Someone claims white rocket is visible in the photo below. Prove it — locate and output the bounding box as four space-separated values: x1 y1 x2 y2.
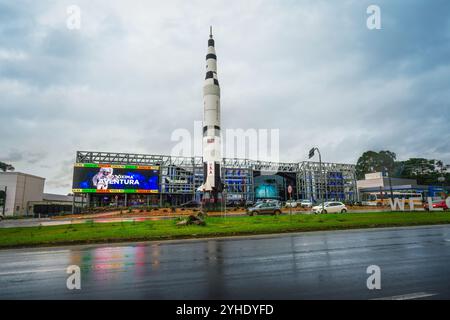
200 27 223 195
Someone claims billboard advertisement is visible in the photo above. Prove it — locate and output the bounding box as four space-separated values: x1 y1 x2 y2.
72 163 159 193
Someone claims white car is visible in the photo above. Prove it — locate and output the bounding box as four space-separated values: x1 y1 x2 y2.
300 200 313 208
285 200 298 208
312 201 348 214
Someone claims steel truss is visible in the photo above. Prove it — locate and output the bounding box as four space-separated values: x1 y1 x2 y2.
75 151 357 203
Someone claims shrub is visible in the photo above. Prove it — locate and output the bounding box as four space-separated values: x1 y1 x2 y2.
197 211 208 219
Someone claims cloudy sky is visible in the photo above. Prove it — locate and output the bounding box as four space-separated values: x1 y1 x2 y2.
1 0 449 194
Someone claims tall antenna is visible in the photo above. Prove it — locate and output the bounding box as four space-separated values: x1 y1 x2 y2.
210 26 213 38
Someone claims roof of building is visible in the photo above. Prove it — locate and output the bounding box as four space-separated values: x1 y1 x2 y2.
43 193 73 202
359 184 448 192
0 171 45 180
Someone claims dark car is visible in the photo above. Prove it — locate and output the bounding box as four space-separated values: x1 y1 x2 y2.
424 200 449 211
247 202 282 216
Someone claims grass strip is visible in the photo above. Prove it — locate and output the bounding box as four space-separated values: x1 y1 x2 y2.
1 211 450 249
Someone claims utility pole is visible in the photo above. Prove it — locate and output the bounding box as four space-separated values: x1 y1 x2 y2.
223 183 227 219
384 167 394 205
309 147 324 213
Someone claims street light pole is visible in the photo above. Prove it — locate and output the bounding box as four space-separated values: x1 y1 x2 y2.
384 167 394 206
224 183 227 219
309 147 324 213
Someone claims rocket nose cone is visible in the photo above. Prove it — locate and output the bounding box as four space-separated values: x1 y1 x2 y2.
208 26 215 46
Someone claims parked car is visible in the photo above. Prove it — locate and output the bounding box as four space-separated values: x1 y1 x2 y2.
245 200 255 207
256 199 281 206
247 202 282 216
312 202 348 214
285 200 298 208
423 200 449 211
300 199 313 208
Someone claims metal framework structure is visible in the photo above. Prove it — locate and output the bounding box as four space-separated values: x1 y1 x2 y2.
297 161 358 202
75 151 358 204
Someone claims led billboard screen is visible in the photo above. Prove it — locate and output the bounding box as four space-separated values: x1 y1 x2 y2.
72 163 159 193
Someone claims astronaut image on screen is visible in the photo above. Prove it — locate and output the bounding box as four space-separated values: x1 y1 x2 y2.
92 167 118 190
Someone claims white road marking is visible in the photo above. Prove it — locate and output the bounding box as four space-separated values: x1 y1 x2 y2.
0 268 64 276
372 292 437 300
405 245 424 249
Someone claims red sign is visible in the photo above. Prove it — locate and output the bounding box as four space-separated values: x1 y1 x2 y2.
209 163 213 175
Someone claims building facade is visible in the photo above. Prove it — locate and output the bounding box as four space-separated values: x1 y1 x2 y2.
73 151 359 207
357 172 448 205
0 172 45 216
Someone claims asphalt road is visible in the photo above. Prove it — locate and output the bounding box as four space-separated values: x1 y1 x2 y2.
1 225 449 299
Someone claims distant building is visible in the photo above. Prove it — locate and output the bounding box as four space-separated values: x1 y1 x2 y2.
0 172 45 216
357 172 418 190
357 172 447 206
29 193 83 217
0 172 84 217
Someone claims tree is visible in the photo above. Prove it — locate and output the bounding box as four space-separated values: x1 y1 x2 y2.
378 150 397 173
397 158 449 185
0 161 14 172
355 150 397 179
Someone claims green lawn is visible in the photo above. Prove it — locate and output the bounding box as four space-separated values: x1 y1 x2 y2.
1 212 450 248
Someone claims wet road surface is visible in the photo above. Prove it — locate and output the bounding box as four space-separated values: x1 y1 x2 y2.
1 225 449 299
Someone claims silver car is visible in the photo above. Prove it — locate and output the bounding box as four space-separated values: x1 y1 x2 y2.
247 202 282 216
285 200 298 208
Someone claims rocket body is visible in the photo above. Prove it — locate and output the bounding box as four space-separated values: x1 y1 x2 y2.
200 29 223 194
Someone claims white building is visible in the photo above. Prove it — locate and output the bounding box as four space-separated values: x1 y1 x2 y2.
0 172 45 216
356 172 417 190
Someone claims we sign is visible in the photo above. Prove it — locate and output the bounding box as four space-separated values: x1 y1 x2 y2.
389 196 450 211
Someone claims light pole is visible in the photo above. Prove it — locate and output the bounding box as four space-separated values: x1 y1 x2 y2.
309 147 324 213
438 176 445 198
438 176 445 187
223 182 228 219
383 167 394 206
